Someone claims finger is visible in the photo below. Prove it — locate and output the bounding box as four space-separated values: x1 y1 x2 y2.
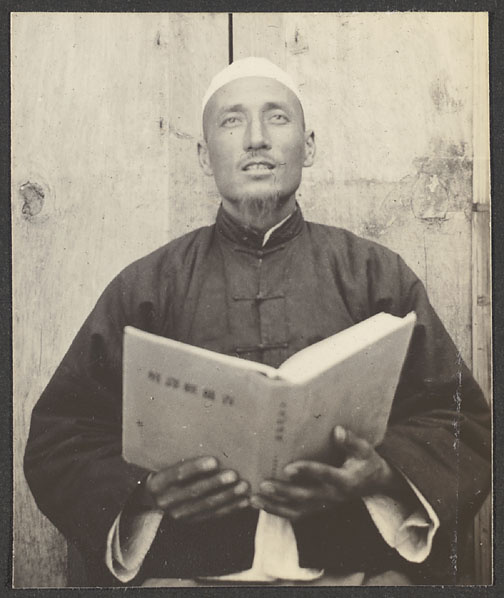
156 469 239 509
250 495 307 521
253 490 331 513
169 480 249 520
188 497 250 522
258 480 321 503
333 426 373 459
147 456 219 495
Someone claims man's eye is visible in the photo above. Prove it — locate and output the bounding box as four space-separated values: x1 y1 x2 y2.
269 113 289 123
221 116 242 126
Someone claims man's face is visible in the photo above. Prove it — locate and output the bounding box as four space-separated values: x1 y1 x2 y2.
199 77 315 226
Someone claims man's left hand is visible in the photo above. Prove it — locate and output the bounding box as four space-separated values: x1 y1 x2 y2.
251 425 402 521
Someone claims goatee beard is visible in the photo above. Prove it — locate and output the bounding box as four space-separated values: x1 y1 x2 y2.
229 190 289 229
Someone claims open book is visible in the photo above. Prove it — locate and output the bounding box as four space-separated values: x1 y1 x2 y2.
123 311 416 491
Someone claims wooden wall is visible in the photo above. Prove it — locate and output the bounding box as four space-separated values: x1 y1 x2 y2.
12 12 491 587
11 13 228 587
233 13 491 582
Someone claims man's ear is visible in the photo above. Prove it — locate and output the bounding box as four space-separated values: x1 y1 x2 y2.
198 140 214 176
303 130 316 168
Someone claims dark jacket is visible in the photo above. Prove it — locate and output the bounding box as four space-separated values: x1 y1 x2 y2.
24 206 491 585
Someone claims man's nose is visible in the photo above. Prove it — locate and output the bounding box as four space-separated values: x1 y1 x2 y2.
243 116 272 151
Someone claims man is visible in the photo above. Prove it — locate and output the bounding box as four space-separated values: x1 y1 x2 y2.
24 58 490 586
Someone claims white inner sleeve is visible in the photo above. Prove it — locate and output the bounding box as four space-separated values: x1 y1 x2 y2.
106 510 163 583
362 474 440 563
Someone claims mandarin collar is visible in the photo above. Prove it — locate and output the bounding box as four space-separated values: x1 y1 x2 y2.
216 203 304 250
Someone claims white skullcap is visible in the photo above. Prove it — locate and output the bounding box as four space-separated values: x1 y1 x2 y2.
201 57 303 117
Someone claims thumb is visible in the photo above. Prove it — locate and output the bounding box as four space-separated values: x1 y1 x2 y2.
333 426 372 459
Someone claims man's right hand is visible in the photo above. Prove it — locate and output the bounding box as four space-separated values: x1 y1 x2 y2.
136 456 250 523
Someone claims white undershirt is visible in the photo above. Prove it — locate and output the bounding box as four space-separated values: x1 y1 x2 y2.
261 211 293 246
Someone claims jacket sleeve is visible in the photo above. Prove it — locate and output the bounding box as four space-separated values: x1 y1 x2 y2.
375 254 491 536
23 269 153 565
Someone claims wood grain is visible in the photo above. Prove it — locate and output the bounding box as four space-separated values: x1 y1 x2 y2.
11 12 227 587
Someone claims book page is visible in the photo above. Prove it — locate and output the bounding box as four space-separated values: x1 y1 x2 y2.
279 312 416 385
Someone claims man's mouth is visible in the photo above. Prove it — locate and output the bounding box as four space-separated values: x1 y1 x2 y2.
242 160 276 171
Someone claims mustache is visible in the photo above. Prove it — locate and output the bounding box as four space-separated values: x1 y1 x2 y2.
238 152 286 169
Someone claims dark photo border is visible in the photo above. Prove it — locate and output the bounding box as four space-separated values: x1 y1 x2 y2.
2 1 502 596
